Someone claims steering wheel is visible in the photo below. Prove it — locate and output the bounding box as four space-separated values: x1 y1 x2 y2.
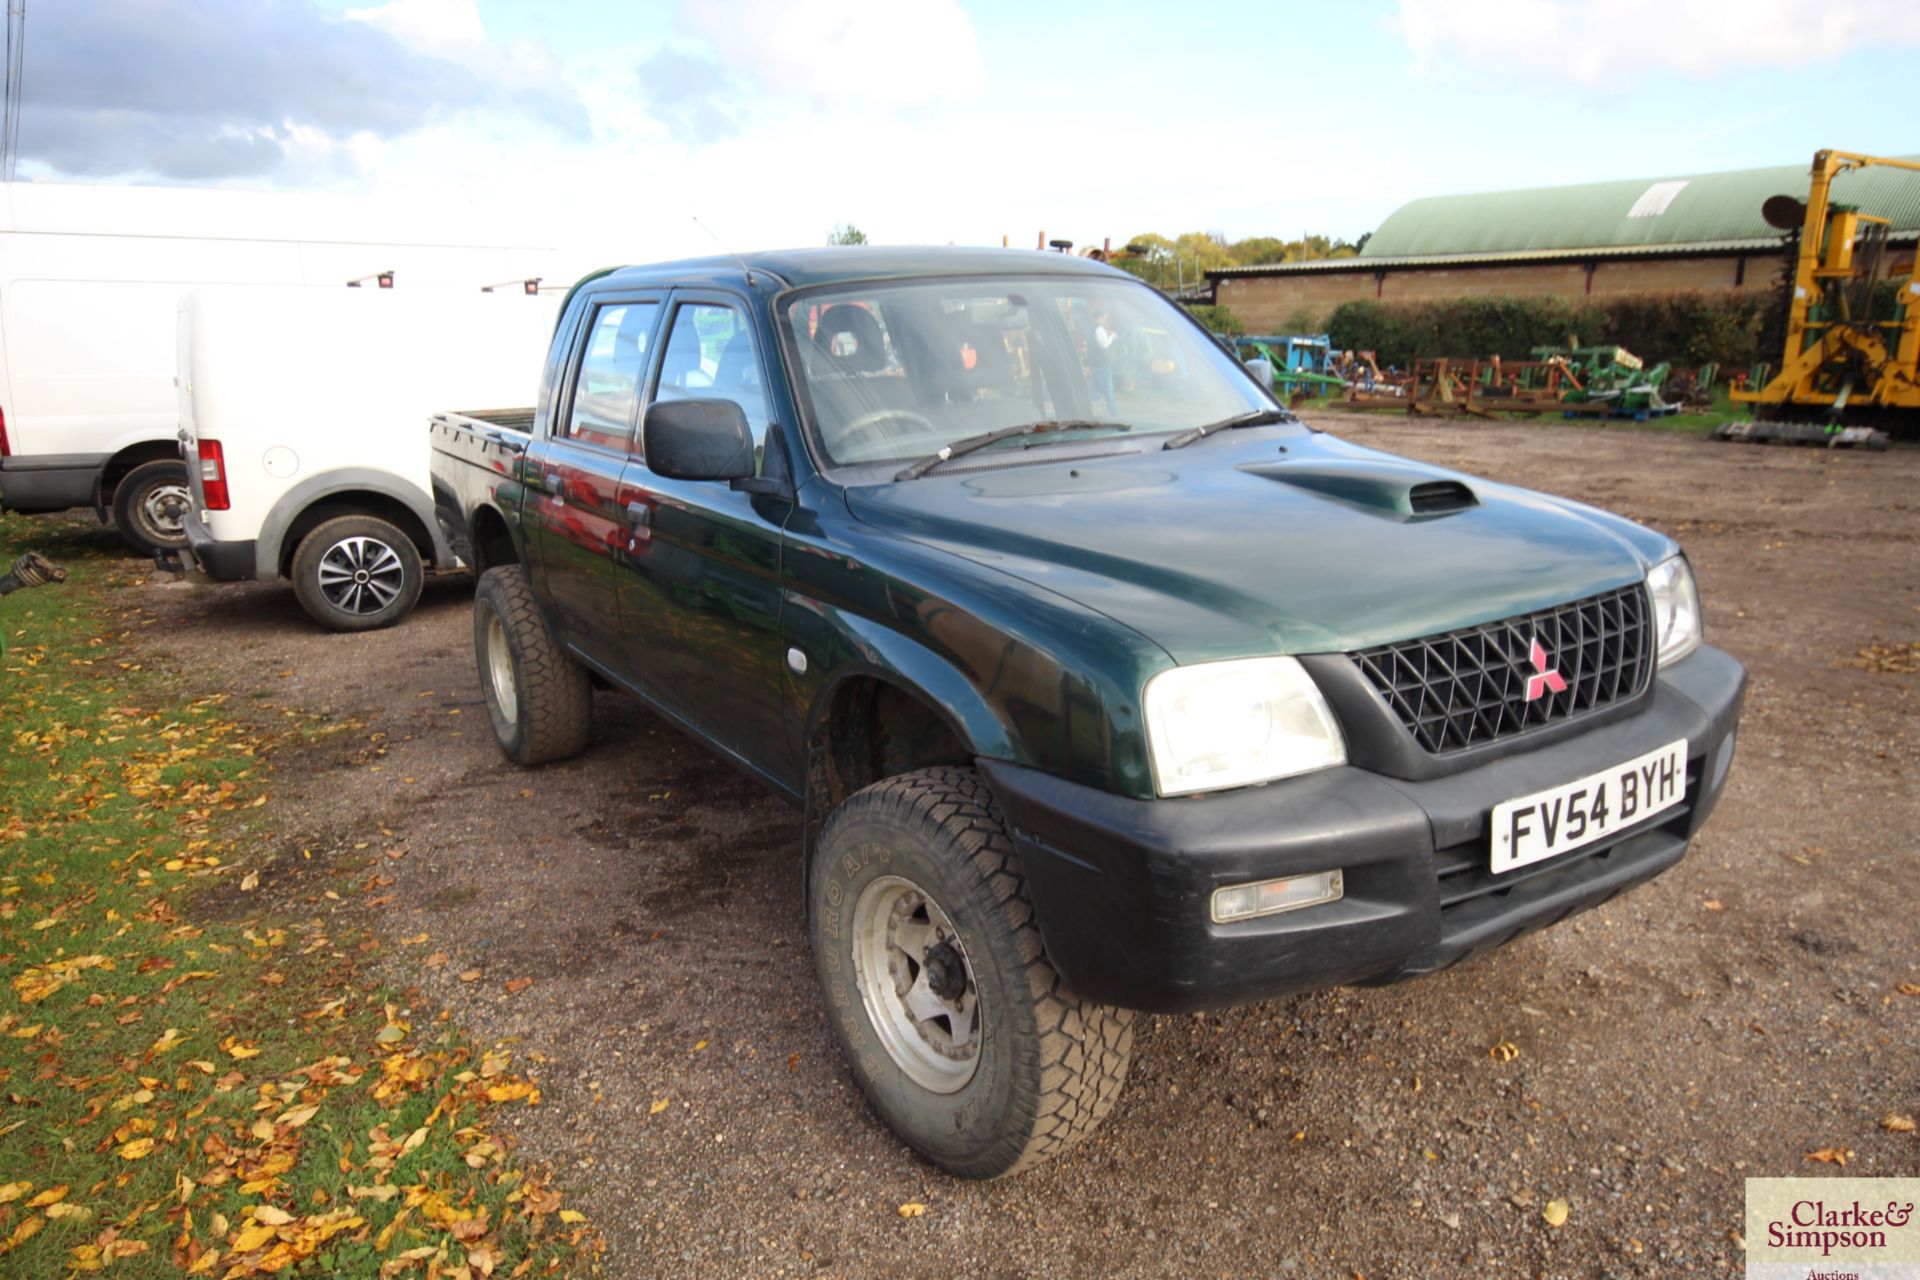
833 408 939 453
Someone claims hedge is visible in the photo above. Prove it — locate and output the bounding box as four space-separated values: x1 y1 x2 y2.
1322 290 1785 371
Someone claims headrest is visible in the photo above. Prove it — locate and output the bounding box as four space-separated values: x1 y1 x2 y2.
816 304 888 375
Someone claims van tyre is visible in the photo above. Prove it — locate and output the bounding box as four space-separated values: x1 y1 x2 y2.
473 564 592 766
112 459 192 555
290 515 424 632
809 766 1133 1178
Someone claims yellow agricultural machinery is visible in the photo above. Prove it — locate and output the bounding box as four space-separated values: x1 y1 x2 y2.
1719 149 1920 448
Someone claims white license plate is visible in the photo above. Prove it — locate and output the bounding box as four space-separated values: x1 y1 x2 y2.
1490 739 1687 874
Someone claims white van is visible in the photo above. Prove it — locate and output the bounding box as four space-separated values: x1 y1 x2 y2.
177 286 558 630
0 182 555 553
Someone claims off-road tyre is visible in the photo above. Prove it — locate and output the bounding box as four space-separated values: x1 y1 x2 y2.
809 766 1133 1178
473 564 592 766
111 459 191 555
289 514 424 632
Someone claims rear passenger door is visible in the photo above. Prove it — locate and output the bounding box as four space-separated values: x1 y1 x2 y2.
615 294 795 787
523 293 661 668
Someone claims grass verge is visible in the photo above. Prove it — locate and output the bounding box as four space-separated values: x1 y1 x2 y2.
0 514 596 1278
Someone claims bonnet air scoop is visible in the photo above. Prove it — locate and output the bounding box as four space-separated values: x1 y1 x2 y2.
1239 459 1480 518
1407 479 1478 514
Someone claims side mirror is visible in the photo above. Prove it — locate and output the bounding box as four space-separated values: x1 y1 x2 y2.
643 399 754 482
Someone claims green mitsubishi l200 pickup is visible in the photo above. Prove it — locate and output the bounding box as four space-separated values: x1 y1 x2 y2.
428 247 1745 1178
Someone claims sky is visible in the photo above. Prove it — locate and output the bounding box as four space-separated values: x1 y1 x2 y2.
12 0 1920 267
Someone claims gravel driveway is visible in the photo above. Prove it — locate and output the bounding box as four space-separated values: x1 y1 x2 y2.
131 414 1919 1278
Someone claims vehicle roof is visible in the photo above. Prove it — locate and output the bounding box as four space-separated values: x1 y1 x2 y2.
594 245 1127 292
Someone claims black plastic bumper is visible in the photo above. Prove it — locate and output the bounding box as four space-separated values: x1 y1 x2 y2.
182 520 258 582
0 454 104 514
978 643 1747 1013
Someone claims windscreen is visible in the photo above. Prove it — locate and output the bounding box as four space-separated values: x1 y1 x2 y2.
783 274 1274 467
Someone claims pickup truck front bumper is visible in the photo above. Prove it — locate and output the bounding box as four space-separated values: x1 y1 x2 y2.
978 643 1746 1014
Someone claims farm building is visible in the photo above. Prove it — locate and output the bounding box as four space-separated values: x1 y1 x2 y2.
1210 155 1920 331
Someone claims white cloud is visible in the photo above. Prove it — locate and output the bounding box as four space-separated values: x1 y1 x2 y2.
346 0 583 129
676 0 985 106
1393 0 1920 84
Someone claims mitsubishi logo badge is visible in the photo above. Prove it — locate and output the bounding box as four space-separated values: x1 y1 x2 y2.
1524 637 1568 702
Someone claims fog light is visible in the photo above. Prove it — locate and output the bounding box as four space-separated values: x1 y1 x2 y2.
1210 870 1344 924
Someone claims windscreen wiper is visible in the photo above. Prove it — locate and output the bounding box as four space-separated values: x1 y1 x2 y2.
894 421 1130 481
1161 407 1297 451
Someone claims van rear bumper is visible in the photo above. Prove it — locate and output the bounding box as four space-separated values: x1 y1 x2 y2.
183 520 258 581
0 454 105 513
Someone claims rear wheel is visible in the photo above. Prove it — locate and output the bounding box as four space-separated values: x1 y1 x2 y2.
111 460 191 555
289 514 423 631
809 767 1133 1178
473 564 592 765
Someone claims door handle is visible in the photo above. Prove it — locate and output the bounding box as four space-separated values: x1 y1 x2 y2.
625 501 651 528
543 472 563 495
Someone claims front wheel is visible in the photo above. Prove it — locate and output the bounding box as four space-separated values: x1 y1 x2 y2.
111 460 191 555
809 767 1134 1178
289 514 424 632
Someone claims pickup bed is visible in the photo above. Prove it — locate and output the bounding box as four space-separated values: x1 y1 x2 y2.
430 246 1746 1179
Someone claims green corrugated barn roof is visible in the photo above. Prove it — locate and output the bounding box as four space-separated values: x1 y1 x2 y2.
1209 154 1920 279
1360 155 1920 259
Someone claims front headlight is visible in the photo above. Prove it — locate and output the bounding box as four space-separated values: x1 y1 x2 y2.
1143 656 1345 796
1646 554 1702 667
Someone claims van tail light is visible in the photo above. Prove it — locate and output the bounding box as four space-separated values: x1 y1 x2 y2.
197 439 230 510
0 405 10 457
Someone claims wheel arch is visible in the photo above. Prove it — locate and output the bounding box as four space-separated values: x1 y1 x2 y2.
464 501 521 577
98 440 188 512
258 469 453 580
801 653 1016 859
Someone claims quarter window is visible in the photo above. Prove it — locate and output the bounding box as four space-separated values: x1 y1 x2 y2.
566 302 658 450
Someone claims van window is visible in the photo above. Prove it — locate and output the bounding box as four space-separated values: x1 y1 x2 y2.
566 302 657 450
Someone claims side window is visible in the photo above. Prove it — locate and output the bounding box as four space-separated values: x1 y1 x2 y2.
653 302 772 468
565 301 657 450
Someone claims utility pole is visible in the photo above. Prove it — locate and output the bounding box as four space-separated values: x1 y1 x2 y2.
2 1 25 184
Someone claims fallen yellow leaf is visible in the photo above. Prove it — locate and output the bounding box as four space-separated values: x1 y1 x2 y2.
649 1098 669 1116
26 1184 67 1208
898 1202 927 1219
116 1137 156 1160
1806 1147 1853 1167
231 1221 277 1251
44 1202 88 1221
1542 1200 1569 1227
558 1209 586 1224
0 1214 42 1255
1880 1114 1916 1134
252 1205 293 1226
0 1181 29 1203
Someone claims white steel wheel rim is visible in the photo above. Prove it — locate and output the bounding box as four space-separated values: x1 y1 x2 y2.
140 482 191 538
485 613 518 726
315 536 405 615
850 873 981 1094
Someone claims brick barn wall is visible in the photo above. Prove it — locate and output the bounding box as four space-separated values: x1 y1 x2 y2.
1215 253 1775 331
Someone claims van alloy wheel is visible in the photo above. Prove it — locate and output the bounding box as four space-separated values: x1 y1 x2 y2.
288 514 423 632
315 535 405 615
